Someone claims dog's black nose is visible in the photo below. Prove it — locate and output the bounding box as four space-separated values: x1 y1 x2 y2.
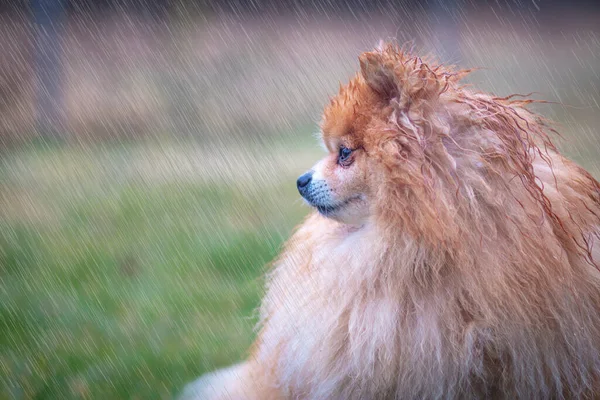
297 171 313 191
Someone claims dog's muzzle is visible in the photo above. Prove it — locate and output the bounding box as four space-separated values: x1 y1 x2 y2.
296 170 314 197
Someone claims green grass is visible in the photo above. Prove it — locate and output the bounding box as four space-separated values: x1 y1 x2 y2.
0 138 317 399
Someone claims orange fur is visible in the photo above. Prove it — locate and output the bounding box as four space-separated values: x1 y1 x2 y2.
183 43 600 399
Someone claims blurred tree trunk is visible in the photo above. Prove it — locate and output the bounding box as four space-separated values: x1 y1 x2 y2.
32 0 66 140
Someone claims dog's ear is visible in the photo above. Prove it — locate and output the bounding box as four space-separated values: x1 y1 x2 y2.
359 50 397 99
360 43 446 105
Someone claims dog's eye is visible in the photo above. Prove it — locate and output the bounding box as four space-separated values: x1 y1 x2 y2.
338 146 353 166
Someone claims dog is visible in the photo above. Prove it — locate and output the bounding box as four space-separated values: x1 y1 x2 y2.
182 43 600 399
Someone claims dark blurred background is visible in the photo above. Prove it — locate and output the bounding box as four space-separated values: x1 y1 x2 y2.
1 0 598 146
0 1 598 399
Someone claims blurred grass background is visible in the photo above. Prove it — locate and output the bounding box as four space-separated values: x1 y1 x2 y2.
0 138 315 399
0 0 599 398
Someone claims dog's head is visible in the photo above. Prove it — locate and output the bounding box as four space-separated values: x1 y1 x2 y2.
298 43 462 228
296 73 380 225
297 43 554 242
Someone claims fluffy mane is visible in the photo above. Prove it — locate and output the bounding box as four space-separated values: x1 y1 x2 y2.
356 44 599 256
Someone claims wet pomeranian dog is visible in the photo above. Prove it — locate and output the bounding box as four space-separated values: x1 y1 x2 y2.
183 43 600 399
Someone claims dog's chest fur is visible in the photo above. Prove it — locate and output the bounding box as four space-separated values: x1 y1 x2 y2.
257 222 465 399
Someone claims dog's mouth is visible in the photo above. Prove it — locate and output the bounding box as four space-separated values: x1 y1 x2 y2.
311 195 362 216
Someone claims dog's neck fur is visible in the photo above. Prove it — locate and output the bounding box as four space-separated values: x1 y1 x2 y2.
258 192 600 399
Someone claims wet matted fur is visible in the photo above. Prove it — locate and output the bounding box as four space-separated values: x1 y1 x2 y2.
182 43 600 399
